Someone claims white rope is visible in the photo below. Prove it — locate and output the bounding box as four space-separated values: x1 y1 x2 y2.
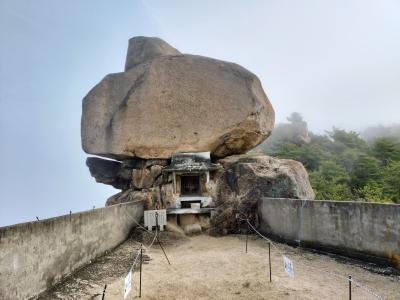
122 207 154 234
127 222 159 278
238 215 385 300
352 278 385 300
120 206 162 275
129 249 141 272
144 226 158 251
121 205 164 250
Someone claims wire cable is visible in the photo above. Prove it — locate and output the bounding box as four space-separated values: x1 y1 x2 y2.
237 214 385 300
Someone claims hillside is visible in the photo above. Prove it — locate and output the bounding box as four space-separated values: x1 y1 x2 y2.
255 113 400 203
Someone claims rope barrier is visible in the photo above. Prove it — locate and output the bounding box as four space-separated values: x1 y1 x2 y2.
129 249 141 272
120 205 162 253
351 278 385 300
237 214 385 300
121 206 154 234
121 208 385 299
96 207 162 299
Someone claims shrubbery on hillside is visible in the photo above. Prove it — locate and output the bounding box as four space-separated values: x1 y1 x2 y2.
256 113 400 203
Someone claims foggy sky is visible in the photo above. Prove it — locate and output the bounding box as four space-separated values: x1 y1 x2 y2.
1 0 399 226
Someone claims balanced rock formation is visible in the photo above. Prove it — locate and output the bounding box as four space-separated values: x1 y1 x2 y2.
82 36 315 235
81 36 274 160
209 155 315 235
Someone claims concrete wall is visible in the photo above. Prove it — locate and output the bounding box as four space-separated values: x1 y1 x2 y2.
258 198 400 268
0 201 144 300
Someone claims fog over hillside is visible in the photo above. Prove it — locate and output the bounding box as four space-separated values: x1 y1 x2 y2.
257 113 400 203
361 124 400 143
263 113 400 147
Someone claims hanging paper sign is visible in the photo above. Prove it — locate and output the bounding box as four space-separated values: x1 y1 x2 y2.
283 255 294 278
124 270 132 298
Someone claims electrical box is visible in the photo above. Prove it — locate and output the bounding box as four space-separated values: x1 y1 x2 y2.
144 209 167 231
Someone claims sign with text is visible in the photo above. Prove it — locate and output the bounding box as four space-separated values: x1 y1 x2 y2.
283 256 294 278
124 270 132 298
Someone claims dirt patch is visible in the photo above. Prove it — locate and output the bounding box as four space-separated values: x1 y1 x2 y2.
38 234 399 299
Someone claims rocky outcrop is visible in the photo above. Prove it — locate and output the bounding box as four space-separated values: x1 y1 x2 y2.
81 36 274 160
125 36 180 71
86 157 131 189
82 36 313 236
92 153 315 235
210 155 315 235
271 121 310 145
86 155 169 209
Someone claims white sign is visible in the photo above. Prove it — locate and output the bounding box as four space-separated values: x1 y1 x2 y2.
283 256 294 278
124 270 132 298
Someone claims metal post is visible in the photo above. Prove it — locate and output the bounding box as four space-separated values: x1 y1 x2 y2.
245 221 249 253
139 245 143 298
101 284 107 300
268 242 272 282
157 235 171 265
155 212 171 265
348 275 352 300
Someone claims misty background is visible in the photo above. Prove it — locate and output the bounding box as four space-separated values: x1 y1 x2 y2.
1 0 399 226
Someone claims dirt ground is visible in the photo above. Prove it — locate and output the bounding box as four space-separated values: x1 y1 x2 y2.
40 233 400 300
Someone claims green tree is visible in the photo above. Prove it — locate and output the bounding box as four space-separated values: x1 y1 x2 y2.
310 161 353 200
257 113 400 203
328 128 368 153
269 141 326 171
350 154 381 190
335 148 360 173
356 182 391 203
371 137 400 166
382 161 400 203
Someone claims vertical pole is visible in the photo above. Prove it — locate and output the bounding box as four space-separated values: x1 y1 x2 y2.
268 242 272 282
245 221 249 253
348 275 352 300
101 284 107 300
157 236 171 265
155 212 171 265
139 245 143 298
172 172 176 194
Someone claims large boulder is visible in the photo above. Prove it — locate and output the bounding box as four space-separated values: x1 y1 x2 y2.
210 155 315 235
86 157 131 189
81 36 274 160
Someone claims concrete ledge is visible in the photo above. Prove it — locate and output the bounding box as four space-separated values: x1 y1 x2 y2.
257 198 400 270
0 201 144 300
167 208 214 214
